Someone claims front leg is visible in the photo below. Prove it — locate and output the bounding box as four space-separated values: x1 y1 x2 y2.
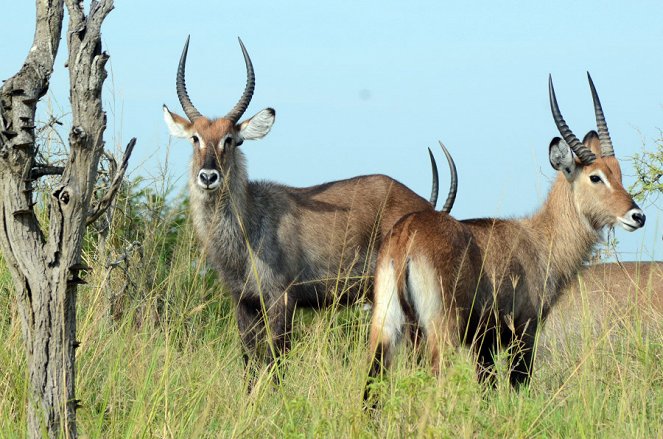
265 290 294 382
509 321 537 389
236 299 265 390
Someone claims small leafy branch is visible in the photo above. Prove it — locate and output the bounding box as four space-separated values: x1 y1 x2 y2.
630 130 663 207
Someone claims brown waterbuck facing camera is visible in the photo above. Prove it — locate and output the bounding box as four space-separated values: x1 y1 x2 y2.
365 74 645 398
163 37 458 380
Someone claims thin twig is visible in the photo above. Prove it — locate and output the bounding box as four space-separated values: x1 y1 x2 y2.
86 137 136 225
106 241 141 268
36 115 63 136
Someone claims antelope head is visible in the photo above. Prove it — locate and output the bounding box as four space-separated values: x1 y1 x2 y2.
163 36 275 192
548 73 645 232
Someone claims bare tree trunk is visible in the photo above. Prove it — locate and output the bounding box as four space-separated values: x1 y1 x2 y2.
0 1 131 437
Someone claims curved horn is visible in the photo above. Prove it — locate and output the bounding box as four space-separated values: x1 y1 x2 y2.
176 36 203 121
224 37 255 123
427 147 439 208
438 141 458 213
548 75 596 165
587 72 615 157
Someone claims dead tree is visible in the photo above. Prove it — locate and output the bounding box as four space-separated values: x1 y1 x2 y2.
0 0 134 437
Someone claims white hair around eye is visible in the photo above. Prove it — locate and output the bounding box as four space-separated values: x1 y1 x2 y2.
191 133 205 150
220 134 234 152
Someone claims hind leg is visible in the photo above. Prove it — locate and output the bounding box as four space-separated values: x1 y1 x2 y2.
365 259 405 404
367 259 405 377
421 311 460 375
406 257 459 375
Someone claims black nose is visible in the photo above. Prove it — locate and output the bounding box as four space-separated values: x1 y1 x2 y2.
199 170 219 186
632 211 646 227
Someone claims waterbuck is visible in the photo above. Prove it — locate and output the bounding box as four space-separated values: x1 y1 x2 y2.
558 261 662 315
365 74 646 394
539 261 662 357
162 37 458 374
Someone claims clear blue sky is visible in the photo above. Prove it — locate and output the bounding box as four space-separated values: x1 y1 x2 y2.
2 1 662 260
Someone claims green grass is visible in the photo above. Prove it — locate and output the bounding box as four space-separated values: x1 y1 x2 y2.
0 200 661 438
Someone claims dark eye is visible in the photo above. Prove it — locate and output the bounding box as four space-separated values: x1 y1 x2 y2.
590 175 602 184
224 137 233 148
191 135 199 144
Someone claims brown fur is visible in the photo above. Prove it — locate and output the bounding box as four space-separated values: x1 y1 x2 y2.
191 118 234 142
562 261 663 312
166 107 449 377
177 117 236 172
539 261 663 356
367 131 644 391
163 44 457 383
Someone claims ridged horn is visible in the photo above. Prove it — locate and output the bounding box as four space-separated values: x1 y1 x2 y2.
427 147 439 208
548 75 596 165
176 36 203 122
438 141 458 213
587 72 615 157
224 37 255 123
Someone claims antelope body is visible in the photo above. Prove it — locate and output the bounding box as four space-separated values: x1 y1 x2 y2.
561 261 663 312
540 261 662 356
366 75 646 392
163 37 458 371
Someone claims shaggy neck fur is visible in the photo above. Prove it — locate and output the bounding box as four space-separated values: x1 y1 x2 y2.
188 149 251 277
525 173 600 307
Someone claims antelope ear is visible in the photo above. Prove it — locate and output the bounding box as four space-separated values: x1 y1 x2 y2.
238 108 275 140
549 137 577 181
163 105 193 138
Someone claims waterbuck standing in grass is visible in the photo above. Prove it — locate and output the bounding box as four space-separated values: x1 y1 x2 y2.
163 37 458 378
365 74 645 397
558 261 662 315
539 261 662 357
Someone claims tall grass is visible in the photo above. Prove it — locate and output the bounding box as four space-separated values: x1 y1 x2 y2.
0 174 661 438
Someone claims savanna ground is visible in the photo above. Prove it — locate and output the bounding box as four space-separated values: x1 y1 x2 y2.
1 142 662 437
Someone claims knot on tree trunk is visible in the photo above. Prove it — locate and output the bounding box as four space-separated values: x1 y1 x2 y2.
69 126 87 149
53 185 75 207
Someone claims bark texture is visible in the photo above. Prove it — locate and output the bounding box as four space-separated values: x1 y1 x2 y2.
0 1 130 437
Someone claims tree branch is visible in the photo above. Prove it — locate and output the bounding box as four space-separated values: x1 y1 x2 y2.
86 137 135 225
30 164 64 179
